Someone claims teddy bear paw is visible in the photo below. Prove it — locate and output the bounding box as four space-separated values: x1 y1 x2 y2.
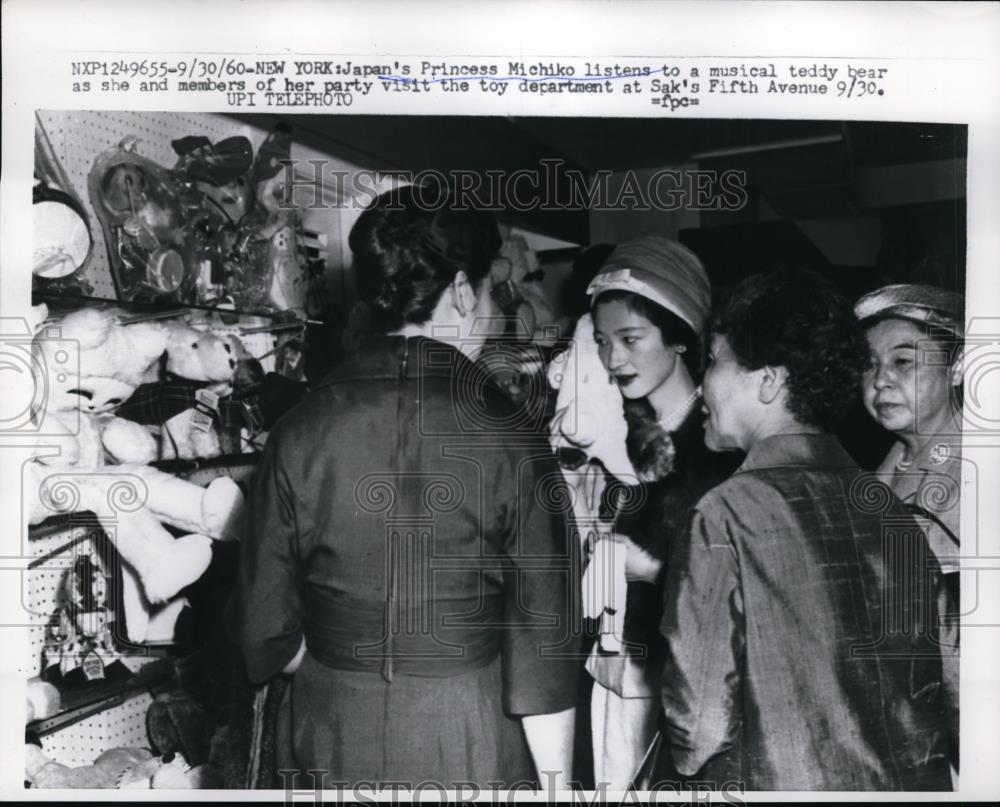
200 477 244 541
141 534 213 604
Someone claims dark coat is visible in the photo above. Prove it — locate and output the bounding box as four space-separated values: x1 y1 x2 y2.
617 400 740 655
233 335 580 784
585 399 739 697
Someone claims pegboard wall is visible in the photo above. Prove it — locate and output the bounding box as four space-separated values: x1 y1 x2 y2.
24 524 155 679
36 110 259 301
26 524 157 768
24 457 258 767
40 691 154 768
36 109 356 313
25 455 258 678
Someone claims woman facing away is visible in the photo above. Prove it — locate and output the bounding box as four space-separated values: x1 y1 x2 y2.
580 236 738 790
855 283 965 774
233 186 580 789
657 270 952 790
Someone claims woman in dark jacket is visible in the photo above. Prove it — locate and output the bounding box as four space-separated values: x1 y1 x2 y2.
234 187 580 789
658 271 951 790
580 236 737 789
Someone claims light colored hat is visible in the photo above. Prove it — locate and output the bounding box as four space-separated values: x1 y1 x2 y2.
586 236 711 334
855 283 963 338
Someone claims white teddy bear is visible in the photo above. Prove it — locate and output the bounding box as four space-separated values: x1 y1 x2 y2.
27 305 245 642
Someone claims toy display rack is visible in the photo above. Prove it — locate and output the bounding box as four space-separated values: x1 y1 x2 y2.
26 453 259 768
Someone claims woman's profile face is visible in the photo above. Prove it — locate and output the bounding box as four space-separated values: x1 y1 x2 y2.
862 317 956 436
592 298 679 401
701 333 759 452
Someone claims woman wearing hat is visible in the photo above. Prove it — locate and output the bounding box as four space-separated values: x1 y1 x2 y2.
855 283 965 773
580 236 737 789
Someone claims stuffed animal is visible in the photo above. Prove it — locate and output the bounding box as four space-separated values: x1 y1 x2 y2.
26 744 152 789
547 313 635 484
25 744 222 789
249 123 307 313
155 319 243 459
51 304 170 389
25 678 61 723
27 305 245 641
547 314 636 651
162 319 239 390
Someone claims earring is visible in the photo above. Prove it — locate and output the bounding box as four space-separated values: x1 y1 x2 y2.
608 374 615 385
675 345 687 353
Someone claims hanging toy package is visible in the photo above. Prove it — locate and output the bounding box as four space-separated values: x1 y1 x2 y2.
170 134 259 306
42 552 129 688
88 137 204 304
234 122 308 313
82 123 313 314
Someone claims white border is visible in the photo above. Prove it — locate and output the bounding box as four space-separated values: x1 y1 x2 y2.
3 1 999 801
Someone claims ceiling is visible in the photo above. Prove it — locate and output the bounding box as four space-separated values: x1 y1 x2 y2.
233 114 967 273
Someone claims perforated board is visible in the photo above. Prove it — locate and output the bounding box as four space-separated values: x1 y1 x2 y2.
36 109 357 314
36 110 256 300
39 691 154 768
25 525 156 678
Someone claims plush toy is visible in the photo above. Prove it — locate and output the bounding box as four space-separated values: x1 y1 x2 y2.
120 752 221 788
25 678 61 723
547 313 635 484
51 305 170 389
25 744 152 789
25 744 222 789
547 314 636 652
162 318 239 390
249 123 307 313
155 318 243 459
27 305 245 641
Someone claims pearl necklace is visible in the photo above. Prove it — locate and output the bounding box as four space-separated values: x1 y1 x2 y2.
659 387 701 433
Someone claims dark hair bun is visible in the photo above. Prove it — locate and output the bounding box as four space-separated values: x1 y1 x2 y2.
349 186 501 332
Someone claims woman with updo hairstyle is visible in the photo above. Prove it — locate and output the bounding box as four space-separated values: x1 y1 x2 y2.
235 186 580 788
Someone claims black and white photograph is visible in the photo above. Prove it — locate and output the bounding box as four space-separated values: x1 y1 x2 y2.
18 107 970 793
3 1 1000 802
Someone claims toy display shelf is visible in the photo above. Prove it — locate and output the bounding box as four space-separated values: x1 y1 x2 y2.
26 454 259 668
27 656 174 740
149 451 260 484
33 292 316 329
25 453 259 765
32 293 307 375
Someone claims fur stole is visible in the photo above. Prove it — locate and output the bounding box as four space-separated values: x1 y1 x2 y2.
623 397 682 482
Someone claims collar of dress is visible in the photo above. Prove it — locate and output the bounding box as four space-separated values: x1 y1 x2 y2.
736 432 854 474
